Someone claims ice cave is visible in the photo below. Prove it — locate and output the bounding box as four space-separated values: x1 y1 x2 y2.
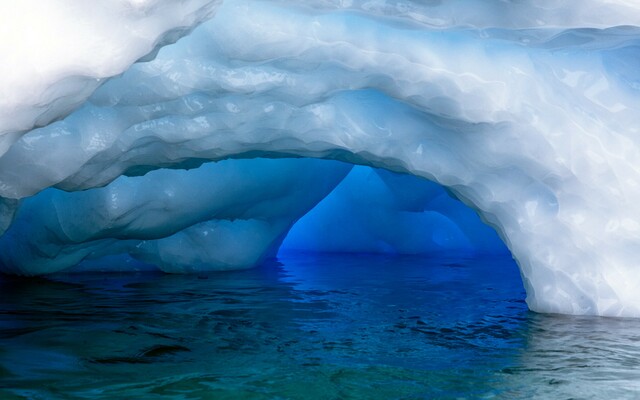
3 0 640 317
2 1 640 397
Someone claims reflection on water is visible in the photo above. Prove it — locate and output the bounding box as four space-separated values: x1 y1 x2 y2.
0 254 638 399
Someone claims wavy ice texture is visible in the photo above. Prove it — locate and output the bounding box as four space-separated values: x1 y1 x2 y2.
0 0 222 155
0 158 350 275
2 0 640 316
281 166 507 255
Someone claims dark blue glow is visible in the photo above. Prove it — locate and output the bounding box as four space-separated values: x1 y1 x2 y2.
282 166 508 255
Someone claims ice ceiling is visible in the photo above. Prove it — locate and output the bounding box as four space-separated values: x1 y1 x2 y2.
1 0 640 317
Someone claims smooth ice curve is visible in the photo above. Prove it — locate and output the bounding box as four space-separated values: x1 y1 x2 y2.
2 0 640 317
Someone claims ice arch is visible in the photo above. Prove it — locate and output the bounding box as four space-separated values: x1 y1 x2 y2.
2 0 640 317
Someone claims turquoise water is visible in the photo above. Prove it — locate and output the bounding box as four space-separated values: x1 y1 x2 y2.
0 254 639 399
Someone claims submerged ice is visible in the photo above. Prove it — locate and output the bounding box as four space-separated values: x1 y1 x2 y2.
2 0 640 317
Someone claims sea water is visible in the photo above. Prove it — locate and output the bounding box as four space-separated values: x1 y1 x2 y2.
0 254 639 399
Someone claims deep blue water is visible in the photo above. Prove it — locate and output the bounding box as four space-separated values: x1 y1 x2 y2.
0 254 639 399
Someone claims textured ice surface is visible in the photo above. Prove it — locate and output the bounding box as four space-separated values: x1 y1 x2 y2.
0 0 221 155
0 158 349 274
2 0 640 316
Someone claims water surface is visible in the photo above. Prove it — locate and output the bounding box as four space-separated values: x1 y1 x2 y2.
0 254 639 399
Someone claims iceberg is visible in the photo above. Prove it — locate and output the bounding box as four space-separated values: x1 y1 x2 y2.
1 0 640 317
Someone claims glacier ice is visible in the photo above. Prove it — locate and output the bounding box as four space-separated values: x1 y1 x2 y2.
2 0 640 317
0 0 222 155
0 158 349 275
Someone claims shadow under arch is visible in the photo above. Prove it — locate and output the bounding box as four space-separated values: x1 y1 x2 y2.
278 164 510 257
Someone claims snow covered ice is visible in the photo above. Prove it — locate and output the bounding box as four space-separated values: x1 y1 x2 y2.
2 0 640 317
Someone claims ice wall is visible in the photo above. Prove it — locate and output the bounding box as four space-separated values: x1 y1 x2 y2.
0 158 350 275
2 0 640 316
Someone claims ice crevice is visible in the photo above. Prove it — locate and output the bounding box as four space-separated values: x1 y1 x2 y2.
1 0 640 317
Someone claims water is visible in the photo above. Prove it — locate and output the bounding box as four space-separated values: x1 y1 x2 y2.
0 253 639 399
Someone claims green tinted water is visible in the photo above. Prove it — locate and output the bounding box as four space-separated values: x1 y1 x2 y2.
0 254 638 399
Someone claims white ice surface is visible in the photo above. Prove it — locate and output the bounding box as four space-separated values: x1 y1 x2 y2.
0 0 221 155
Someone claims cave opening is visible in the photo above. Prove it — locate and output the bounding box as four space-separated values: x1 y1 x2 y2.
269 161 526 325
0 162 531 398
279 163 510 257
